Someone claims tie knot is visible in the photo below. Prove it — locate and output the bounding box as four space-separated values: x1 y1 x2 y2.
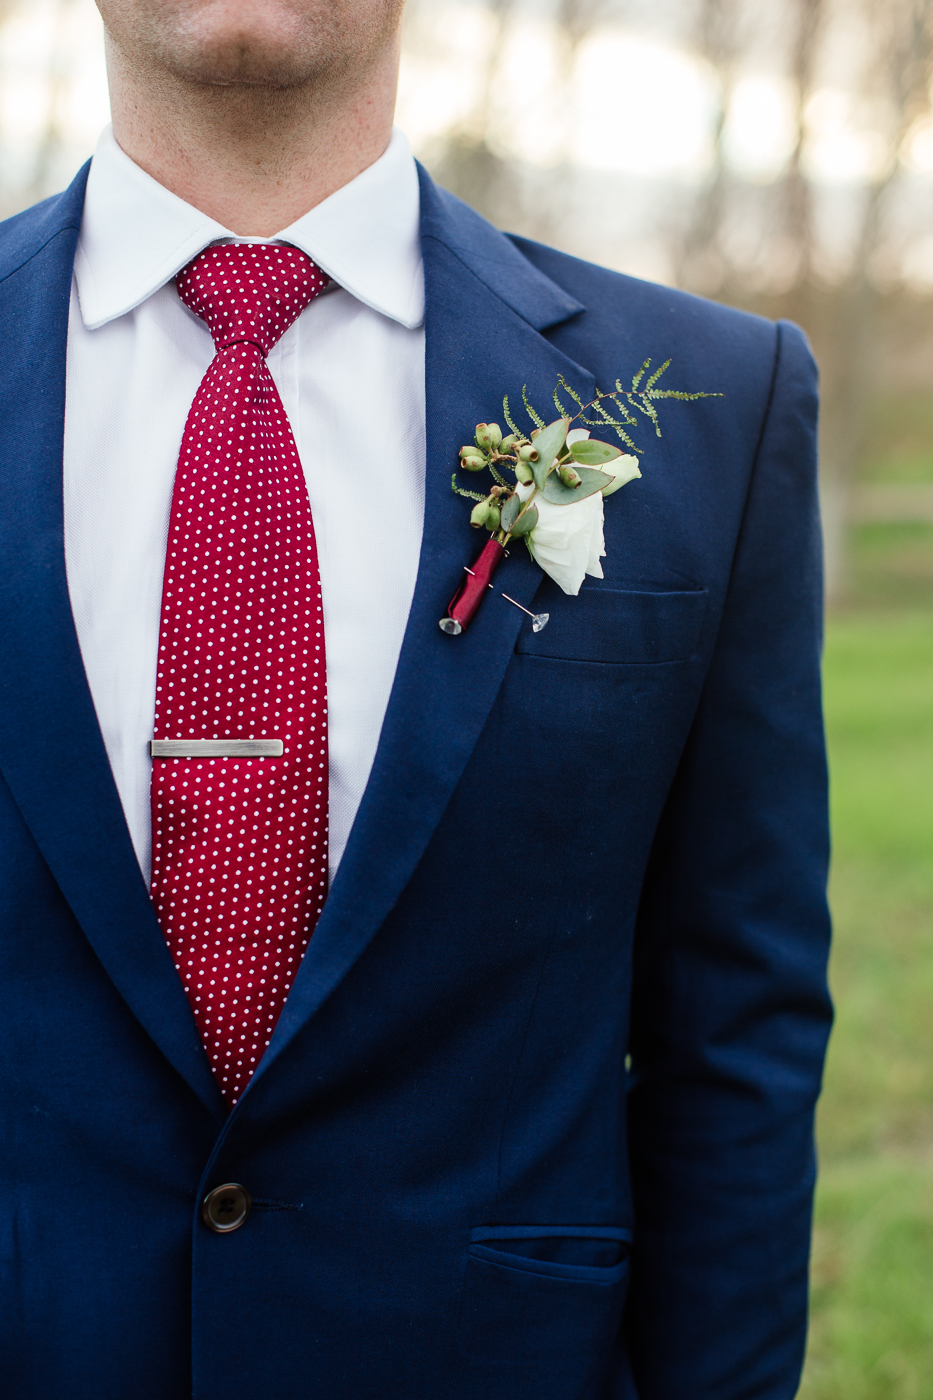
176 243 328 355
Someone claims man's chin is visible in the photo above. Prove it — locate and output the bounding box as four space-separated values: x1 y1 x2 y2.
165 49 330 90
101 0 402 94
157 26 337 90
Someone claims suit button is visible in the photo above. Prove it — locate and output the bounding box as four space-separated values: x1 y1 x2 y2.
202 1183 251 1233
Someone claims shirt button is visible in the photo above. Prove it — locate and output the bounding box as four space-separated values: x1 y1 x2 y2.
201 1183 251 1233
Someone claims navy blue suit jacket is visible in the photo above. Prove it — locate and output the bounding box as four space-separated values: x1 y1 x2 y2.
0 162 831 1400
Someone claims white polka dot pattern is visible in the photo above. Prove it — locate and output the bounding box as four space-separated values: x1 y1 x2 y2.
150 243 329 1108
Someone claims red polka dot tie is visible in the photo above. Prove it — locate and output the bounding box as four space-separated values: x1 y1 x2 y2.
150 243 329 1107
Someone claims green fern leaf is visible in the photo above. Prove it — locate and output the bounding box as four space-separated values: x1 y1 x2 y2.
645 359 671 392
557 375 586 412
605 392 638 426
522 385 546 429
630 360 650 392
451 472 487 503
650 389 721 401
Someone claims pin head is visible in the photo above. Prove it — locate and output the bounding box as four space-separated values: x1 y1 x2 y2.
532 613 550 633
439 617 462 635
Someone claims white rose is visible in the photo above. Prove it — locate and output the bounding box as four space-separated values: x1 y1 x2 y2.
516 481 606 596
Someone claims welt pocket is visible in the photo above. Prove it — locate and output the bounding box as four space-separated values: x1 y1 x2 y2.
468 1225 630 1281
459 1225 631 1365
515 585 708 665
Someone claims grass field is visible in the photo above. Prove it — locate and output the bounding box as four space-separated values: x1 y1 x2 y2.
799 597 933 1397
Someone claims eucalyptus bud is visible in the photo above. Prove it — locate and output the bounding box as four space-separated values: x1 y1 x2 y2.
459 447 487 472
485 503 501 531
470 500 491 528
518 444 539 463
558 465 583 488
515 460 534 484
475 422 503 452
500 433 519 453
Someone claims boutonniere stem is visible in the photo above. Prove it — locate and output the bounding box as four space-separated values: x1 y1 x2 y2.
440 538 505 636
440 542 551 636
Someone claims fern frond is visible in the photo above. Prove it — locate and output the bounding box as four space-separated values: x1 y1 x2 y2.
603 392 639 426
490 362 716 483
636 396 663 437
579 408 638 451
557 374 586 412
589 399 621 426
451 472 487 503
522 385 546 429
630 360 650 392
645 359 671 392
649 389 721 401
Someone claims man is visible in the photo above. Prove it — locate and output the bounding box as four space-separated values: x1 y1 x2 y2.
0 1 831 1396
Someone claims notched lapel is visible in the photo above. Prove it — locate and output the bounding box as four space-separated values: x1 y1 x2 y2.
0 172 225 1120
260 171 596 1085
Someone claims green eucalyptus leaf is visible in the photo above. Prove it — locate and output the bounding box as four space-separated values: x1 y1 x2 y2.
569 438 622 465
529 417 570 489
509 502 538 537
499 492 523 533
540 466 613 505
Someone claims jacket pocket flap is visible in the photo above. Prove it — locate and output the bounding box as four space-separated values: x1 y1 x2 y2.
515 585 708 664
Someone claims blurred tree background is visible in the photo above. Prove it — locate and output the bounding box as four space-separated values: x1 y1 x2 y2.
4 0 933 1392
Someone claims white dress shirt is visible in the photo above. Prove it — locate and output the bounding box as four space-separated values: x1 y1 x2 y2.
63 126 426 883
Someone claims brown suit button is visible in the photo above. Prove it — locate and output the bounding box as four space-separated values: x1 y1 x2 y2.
202 1183 251 1233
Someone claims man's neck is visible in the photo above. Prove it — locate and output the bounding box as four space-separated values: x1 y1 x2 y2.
105 34 400 236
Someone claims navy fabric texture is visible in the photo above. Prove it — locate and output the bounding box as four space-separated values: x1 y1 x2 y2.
0 163 831 1399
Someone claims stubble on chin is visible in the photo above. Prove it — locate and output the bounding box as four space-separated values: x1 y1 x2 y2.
99 0 402 91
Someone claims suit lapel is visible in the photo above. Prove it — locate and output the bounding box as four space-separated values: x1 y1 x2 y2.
258 170 596 1084
0 169 225 1120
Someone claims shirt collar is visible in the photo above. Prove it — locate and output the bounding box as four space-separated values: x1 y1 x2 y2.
74 125 424 332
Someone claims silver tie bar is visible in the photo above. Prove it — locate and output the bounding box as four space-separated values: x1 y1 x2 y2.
150 740 284 759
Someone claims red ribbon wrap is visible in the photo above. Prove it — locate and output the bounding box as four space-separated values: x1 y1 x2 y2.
442 538 506 634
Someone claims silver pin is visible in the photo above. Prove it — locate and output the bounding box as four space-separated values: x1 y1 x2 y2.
150 739 284 759
501 593 550 633
464 566 494 589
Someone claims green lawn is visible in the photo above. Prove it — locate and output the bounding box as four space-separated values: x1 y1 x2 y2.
860 392 933 485
799 608 933 1397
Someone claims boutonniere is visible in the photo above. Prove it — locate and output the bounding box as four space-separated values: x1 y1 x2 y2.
439 363 716 635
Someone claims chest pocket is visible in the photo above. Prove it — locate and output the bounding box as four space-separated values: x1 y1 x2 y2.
515 584 709 665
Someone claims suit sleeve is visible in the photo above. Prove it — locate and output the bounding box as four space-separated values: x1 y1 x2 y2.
621 321 833 1399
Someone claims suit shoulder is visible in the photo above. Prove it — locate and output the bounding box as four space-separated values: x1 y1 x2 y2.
506 234 817 423
507 233 798 373
0 164 89 283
